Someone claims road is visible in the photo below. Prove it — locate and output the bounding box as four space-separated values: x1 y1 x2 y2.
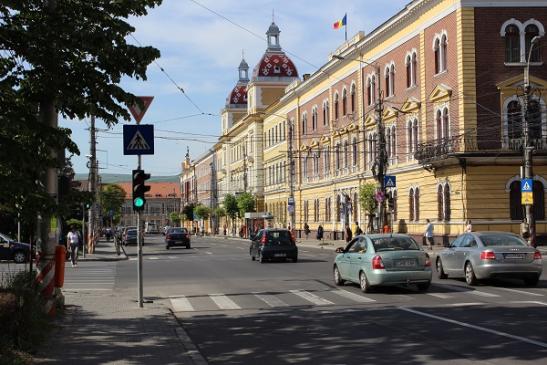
3 235 547 364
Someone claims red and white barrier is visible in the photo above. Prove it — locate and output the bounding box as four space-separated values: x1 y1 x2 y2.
35 258 56 316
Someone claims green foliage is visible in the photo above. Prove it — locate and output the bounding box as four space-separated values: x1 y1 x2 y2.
359 183 377 215
182 203 195 222
214 207 226 218
223 194 238 220
65 219 82 230
100 184 126 223
236 192 255 217
193 204 211 220
169 211 181 225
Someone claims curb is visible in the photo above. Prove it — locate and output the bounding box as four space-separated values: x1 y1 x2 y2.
170 310 209 365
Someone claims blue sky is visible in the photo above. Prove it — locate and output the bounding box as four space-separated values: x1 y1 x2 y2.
61 0 410 176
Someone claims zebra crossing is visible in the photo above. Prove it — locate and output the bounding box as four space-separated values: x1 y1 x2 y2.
62 262 116 291
169 284 547 314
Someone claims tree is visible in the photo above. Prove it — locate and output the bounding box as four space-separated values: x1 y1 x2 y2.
236 192 255 218
169 212 181 226
100 184 126 226
193 205 211 220
223 194 238 235
359 183 377 233
0 1 162 250
182 203 195 222
214 207 226 218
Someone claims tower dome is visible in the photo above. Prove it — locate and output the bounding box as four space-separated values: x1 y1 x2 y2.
226 56 249 107
252 21 298 79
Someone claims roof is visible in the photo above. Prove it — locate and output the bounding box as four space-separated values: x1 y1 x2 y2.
252 52 298 79
117 182 181 199
226 83 248 106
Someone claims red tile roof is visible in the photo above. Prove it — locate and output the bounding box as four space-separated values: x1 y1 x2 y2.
116 182 180 199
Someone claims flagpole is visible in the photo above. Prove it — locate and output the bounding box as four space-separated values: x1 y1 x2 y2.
345 24 347 41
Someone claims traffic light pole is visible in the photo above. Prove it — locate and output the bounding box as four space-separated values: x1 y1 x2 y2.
137 153 144 308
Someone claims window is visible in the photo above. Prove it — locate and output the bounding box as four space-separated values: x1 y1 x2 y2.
313 152 319 176
412 52 417 86
528 100 542 140
390 64 395 96
390 126 396 162
275 125 278 144
303 155 309 179
437 184 451 221
350 84 356 113
525 24 541 62
436 107 449 140
336 195 341 222
334 93 339 120
323 100 329 126
325 197 331 222
433 33 448 74
352 137 358 166
409 187 420 222
505 24 521 63
312 106 318 131
409 188 415 222
335 143 341 170
507 100 522 139
406 55 412 88
302 112 307 135
303 200 309 223
324 145 330 174
343 141 349 169
385 66 390 96
386 128 392 161
367 75 376 106
342 88 347 116
353 192 359 221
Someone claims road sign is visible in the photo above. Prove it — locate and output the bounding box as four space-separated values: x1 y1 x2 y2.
522 192 534 205
384 175 396 188
288 205 294 213
521 178 533 192
128 96 154 124
288 197 295 205
123 125 154 155
375 190 385 203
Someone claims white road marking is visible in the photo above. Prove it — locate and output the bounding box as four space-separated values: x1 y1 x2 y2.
236 247 244 250
302 250 309 253
129 258 137 261
205 251 213 255
253 293 289 307
509 300 547 306
332 289 376 303
400 306 547 348
148 256 160 260
427 293 452 299
469 290 500 298
494 287 544 297
290 290 334 306
209 294 241 310
170 296 194 312
442 302 485 307
167 256 177 259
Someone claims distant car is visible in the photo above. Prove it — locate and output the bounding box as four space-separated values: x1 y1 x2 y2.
0 233 31 264
162 226 171 236
123 229 138 246
249 229 298 263
436 231 543 286
333 234 432 292
165 228 190 249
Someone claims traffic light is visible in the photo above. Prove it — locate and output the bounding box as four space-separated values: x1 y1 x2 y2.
388 197 395 211
132 169 151 211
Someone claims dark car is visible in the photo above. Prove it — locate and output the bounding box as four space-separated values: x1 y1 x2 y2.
123 229 138 246
0 233 31 263
165 228 191 249
249 229 298 263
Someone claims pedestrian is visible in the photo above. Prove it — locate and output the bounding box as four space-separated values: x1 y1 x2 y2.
465 220 473 233
223 224 227 236
67 226 80 267
316 224 324 242
304 222 310 239
424 219 434 250
345 223 352 243
354 222 363 236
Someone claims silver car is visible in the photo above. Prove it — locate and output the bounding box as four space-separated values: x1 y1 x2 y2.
436 231 543 286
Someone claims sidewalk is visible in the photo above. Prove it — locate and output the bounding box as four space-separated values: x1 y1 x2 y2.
35 241 204 365
80 239 128 262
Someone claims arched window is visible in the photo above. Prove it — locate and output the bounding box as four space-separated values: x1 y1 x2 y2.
534 181 545 220
441 34 448 72
302 112 307 135
336 195 341 222
528 100 542 141
352 137 358 166
437 185 443 221
385 66 390 96
323 101 329 126
407 120 413 158
409 188 415 222
312 107 318 131
303 155 309 179
390 64 395 96
324 145 330 173
412 52 418 86
406 55 412 88
436 110 442 140
444 184 451 221
434 38 441 74
342 88 347 116
442 107 449 139
510 180 523 220
334 93 339 120
505 24 521 63
525 24 541 63
386 129 391 161
353 192 359 222
343 140 349 169
391 126 397 160
415 187 420 221
506 100 522 141
335 143 341 170
350 84 356 113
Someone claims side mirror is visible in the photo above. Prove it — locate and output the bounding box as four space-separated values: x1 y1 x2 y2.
335 247 345 253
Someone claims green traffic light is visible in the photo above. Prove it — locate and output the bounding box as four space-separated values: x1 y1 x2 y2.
134 197 144 208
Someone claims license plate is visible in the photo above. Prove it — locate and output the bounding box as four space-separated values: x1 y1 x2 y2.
504 253 525 259
274 253 286 257
395 259 416 268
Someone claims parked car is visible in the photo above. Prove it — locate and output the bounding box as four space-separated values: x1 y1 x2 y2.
249 229 298 263
0 233 31 263
333 234 432 292
436 231 543 286
165 228 190 249
123 229 138 246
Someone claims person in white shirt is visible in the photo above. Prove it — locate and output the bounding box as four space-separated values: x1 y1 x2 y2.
465 220 473 233
424 219 434 250
67 226 80 267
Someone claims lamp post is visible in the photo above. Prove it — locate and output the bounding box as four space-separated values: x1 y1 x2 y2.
522 35 540 247
332 55 386 231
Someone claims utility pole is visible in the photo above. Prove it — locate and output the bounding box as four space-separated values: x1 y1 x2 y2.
522 36 540 247
88 114 97 254
210 156 218 234
243 140 248 192
288 120 296 231
374 66 387 232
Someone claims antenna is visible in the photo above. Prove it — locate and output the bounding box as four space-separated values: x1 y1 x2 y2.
272 9 275 23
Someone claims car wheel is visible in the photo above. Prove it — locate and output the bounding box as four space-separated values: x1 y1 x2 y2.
465 262 477 286
166 245 170 250
292 257 298 263
13 251 26 264
359 271 372 293
186 244 191 249
436 258 448 279
251 254 256 261
417 282 431 292
333 266 344 286
524 275 540 286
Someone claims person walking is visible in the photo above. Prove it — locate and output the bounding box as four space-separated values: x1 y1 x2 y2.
316 224 324 243
304 222 310 239
354 222 363 236
465 220 473 233
345 223 353 243
424 219 434 250
67 226 81 267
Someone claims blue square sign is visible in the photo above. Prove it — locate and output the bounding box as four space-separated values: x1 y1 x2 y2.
384 175 396 188
123 125 154 155
521 178 533 193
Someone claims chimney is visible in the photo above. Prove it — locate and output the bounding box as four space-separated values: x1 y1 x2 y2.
303 73 311 81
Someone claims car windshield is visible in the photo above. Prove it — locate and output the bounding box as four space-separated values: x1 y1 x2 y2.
480 234 527 247
127 230 137 236
171 228 186 234
371 236 420 252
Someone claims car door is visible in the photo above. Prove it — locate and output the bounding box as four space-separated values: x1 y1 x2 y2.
0 235 11 260
451 234 473 276
337 238 358 279
443 235 464 273
251 230 263 256
348 238 367 282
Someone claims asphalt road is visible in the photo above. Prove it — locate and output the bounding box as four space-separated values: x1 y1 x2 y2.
3 235 547 364
118 234 547 365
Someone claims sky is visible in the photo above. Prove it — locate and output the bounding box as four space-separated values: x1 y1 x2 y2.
60 0 411 177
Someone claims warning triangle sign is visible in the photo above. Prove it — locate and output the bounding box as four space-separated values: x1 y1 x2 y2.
127 131 150 151
128 96 154 123
522 181 532 191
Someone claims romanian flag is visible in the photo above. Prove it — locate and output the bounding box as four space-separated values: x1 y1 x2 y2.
333 14 347 30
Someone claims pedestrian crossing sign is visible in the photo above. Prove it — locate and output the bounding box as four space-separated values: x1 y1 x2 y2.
123 125 154 155
521 178 533 193
384 175 396 188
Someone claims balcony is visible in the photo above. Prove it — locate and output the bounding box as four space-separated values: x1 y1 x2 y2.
414 134 465 164
504 137 547 151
